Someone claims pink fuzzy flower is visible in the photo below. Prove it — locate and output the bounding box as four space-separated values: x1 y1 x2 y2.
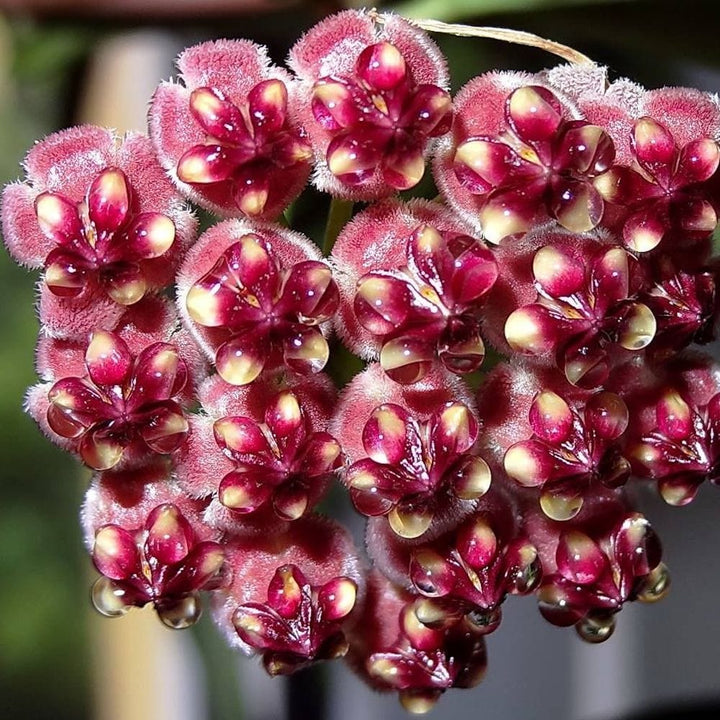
2 126 195 340
45 330 189 471
91 503 226 628
177 219 338 386
214 516 364 674
213 388 341 520
586 87 720 252
150 40 311 220
331 200 497 384
504 243 656 387
289 10 451 199
528 497 667 642
449 83 615 242
352 573 488 713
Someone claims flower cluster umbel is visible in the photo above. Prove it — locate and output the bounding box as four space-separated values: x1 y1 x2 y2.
6 8 720 714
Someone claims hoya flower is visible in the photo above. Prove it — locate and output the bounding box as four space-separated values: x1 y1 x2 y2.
289 10 451 198
452 85 615 242
369 494 541 638
178 220 338 386
213 516 365 674
576 82 720 252
353 224 497 384
629 388 720 506
1 126 195 339
640 266 717 358
233 564 358 674
532 505 668 642
45 330 189 470
345 401 491 539
332 200 495 383
150 40 311 219
213 389 342 521
504 244 656 387
91 503 226 628
356 576 488 713
504 390 631 520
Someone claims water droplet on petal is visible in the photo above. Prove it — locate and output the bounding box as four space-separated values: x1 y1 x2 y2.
157 594 202 629
576 611 615 644
636 563 671 603
91 576 131 618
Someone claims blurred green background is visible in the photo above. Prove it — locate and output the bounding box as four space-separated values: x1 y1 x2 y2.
2 1 720 718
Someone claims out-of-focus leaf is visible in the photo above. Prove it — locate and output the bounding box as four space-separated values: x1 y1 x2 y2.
391 0 633 23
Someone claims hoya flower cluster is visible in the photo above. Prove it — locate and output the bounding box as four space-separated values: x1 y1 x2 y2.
4 9 720 713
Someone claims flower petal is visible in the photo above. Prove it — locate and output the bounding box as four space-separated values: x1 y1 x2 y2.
632 117 676 184
388 504 433 539
34 192 84 247
123 212 176 260
136 402 189 454
616 302 657 351
356 42 407 91
438 320 485 374
312 79 363 131
87 168 131 238
430 402 478 460
79 425 126 470
585 392 629 440
298 432 342 476
317 577 357 621
401 84 452 137
504 440 553 488
506 86 563 143
213 416 271 457
554 122 615 175
480 183 544 244
504 304 559 355
248 79 288 137
532 245 585 298
219 469 276 513
47 377 116 434
362 404 414 465
265 391 304 448
215 332 268 386
278 261 339 322
273 484 310 521
187 87 251 145
550 177 604 233
93 525 138 580
43 248 88 297
145 504 192 565
102 262 147 305
129 343 185 406
354 274 412 336
85 330 133 387
556 531 607 585
380 334 437 384
407 225 454 298
593 248 629 304
676 138 720 186
189 87 250 144
623 208 667 252
283 327 330 375
267 565 308 618
450 241 498 305
177 144 253 184
529 391 573 444
326 132 384 184
382 137 425 191
450 455 492 500
231 166 270 217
